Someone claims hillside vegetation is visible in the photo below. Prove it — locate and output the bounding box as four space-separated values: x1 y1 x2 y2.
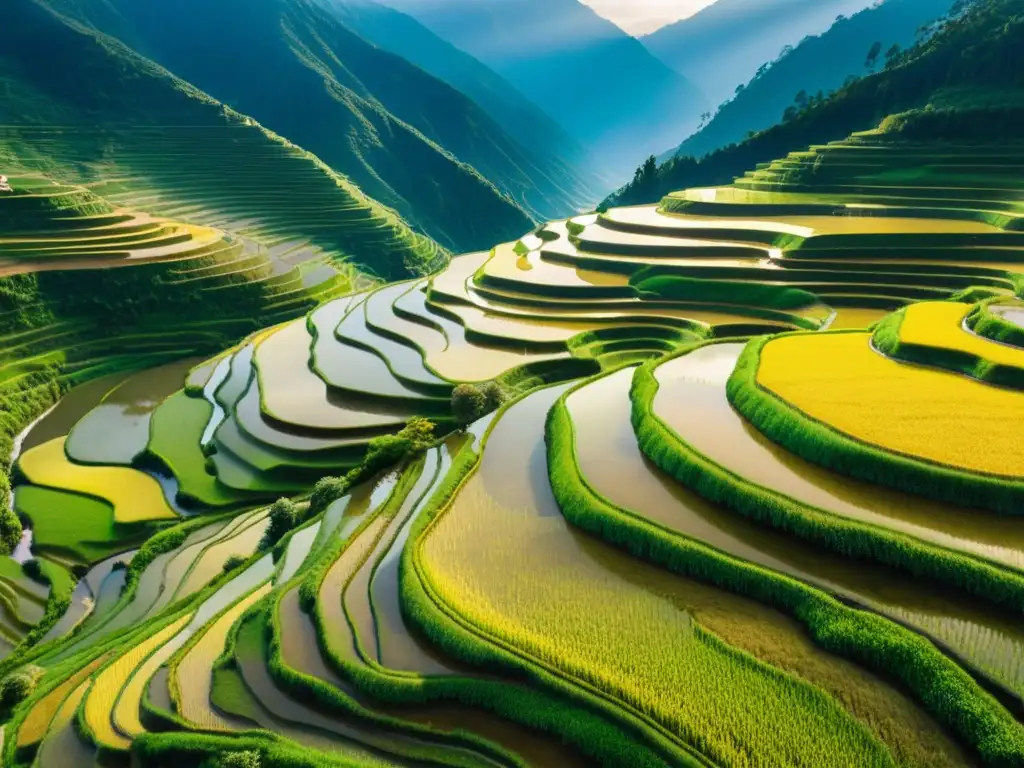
34 0 561 253
675 0 954 160
640 0 875 106
1 0 446 282
608 0 1022 208
325 0 612 191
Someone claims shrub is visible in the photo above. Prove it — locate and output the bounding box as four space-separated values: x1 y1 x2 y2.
479 381 508 413
21 558 44 583
111 560 128 571
0 504 20 555
0 664 44 710
259 498 301 551
203 750 261 768
222 555 248 574
451 383 488 426
399 416 436 452
308 477 348 515
361 435 411 475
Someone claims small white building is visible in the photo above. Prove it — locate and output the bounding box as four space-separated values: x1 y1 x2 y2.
0 175 11 192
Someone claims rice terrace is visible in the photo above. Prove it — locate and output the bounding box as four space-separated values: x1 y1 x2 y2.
4 0 1024 766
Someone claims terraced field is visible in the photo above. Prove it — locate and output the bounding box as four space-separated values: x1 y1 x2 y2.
6 128 1024 768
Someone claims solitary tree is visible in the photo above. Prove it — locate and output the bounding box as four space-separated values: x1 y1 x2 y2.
884 43 902 67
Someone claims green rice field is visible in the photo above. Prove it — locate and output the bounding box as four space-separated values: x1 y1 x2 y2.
6 124 1024 768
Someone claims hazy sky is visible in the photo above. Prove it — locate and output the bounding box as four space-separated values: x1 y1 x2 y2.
579 0 718 36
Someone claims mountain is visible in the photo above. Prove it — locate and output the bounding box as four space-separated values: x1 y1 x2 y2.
374 0 709 175
325 0 613 189
641 0 877 108
40 0 556 254
674 0 954 160
606 0 1023 208
0 0 445 281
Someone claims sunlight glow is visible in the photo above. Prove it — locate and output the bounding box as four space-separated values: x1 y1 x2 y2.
578 0 718 36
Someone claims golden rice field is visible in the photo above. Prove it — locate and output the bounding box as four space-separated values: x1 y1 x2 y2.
82 615 192 751
898 300 1024 367
755 331 1024 477
16 438 177 524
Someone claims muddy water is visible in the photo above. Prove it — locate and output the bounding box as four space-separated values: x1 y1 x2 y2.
993 305 1024 329
233 381 368 453
351 284 448 387
33 678 97 768
485 243 628 289
660 344 1024 570
256 319 414 431
371 282 449 359
605 204 1001 237
345 456 439 665
277 531 589 766
422 387 893 767
148 511 258 617
20 372 130 453
394 285 563 382
200 353 233 447
64 357 202 465
235 613 422 767
43 549 137 643
277 520 322 585
46 519 230 663
309 301 427 401
825 307 891 330
371 436 470 674
651 347 1024 692
172 512 270 604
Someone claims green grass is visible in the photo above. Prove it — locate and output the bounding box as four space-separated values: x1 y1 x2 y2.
13 485 155 564
144 391 251 508
968 301 1024 348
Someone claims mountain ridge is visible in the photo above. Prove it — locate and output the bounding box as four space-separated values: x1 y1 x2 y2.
641 0 877 106
673 0 954 161
374 0 709 174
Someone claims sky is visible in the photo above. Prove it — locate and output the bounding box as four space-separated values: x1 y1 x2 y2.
578 0 718 36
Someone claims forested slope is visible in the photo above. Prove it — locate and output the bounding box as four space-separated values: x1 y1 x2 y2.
35 0 552 252
607 0 1024 208
0 0 452 281
640 0 874 106
326 0 612 191
674 0 954 160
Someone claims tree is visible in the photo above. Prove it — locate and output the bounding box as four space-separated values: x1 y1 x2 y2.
865 40 883 70
451 383 488 427
794 90 808 109
0 665 44 711
884 43 902 67
260 497 301 550
633 155 657 185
